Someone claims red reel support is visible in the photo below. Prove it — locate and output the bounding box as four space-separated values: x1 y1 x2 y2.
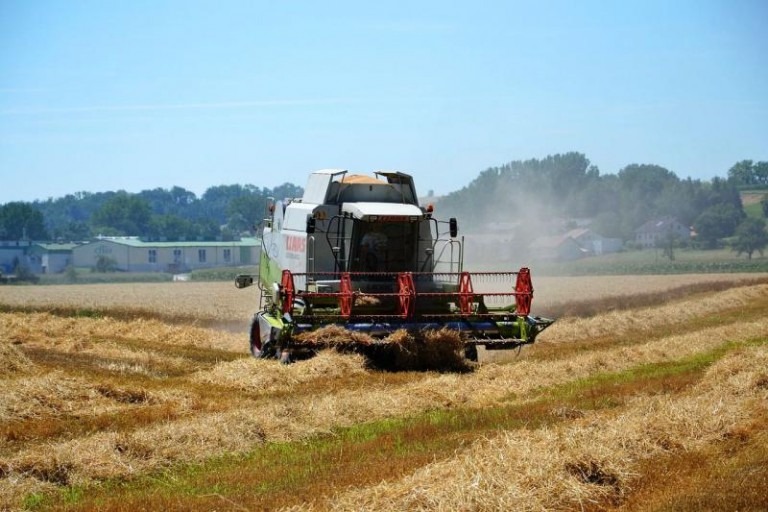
339 272 353 318
515 267 533 316
458 271 474 315
396 272 416 319
280 270 295 315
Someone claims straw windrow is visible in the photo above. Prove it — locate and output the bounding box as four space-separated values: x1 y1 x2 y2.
540 283 768 343
293 326 468 371
4 317 766 488
292 345 768 511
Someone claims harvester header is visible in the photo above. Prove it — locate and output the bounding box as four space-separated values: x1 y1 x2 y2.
236 170 553 362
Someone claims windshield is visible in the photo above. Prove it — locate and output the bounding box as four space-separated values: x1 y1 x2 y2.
350 221 418 273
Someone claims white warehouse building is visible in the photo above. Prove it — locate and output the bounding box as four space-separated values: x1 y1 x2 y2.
72 237 260 273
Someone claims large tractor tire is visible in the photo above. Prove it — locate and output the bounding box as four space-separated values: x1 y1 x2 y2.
249 315 276 359
464 344 479 362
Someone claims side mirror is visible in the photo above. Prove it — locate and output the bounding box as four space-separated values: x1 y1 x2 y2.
234 274 254 289
449 218 458 238
306 217 316 234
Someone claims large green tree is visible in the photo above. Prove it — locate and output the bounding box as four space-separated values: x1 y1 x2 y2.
614 164 681 239
728 160 755 186
617 164 679 205
728 160 768 186
145 214 198 240
138 186 198 217
694 204 744 248
756 161 768 185
35 191 107 239
0 202 48 240
732 217 768 259
91 192 152 235
226 195 266 233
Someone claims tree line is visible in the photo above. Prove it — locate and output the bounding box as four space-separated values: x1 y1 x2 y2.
727 160 768 187
438 153 767 252
1 155 766 254
0 183 303 241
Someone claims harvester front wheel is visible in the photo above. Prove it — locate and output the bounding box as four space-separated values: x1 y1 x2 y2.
249 316 275 359
464 344 478 362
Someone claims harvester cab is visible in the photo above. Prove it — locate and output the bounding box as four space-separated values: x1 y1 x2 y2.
235 170 553 362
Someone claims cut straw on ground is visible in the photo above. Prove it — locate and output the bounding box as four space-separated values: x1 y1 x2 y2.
4 317 766 487
0 312 244 353
1 280 767 511
539 283 768 343
288 344 768 511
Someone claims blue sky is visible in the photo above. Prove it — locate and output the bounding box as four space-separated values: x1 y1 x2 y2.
1 0 766 203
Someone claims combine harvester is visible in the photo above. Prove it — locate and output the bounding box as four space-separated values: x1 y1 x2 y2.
235 170 553 364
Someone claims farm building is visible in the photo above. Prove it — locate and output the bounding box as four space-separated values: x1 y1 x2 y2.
0 240 32 274
26 243 78 274
528 234 587 261
565 228 623 255
528 229 622 261
72 237 260 273
635 217 691 248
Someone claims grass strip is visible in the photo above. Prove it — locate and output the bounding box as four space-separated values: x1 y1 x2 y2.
31 337 766 512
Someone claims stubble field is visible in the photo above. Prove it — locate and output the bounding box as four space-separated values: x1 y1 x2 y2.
1 273 767 511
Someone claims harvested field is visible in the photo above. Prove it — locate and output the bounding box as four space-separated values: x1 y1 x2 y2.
301 344 768 511
0 274 767 511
